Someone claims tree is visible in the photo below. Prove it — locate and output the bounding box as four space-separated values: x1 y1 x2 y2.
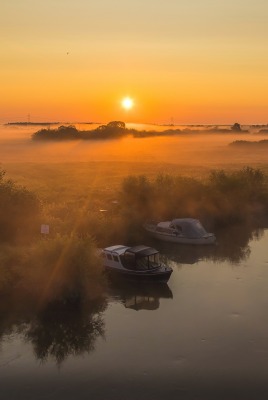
0 170 41 242
106 121 126 129
95 121 126 138
231 123 241 132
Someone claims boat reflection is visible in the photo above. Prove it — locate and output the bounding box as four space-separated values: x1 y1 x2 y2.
108 279 173 311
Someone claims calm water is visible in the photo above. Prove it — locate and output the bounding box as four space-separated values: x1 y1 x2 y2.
1 226 268 399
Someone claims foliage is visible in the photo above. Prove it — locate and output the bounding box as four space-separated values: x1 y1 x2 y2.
21 235 105 304
0 169 41 243
32 125 79 140
0 234 106 308
32 121 127 141
231 122 242 132
229 140 268 147
119 167 268 228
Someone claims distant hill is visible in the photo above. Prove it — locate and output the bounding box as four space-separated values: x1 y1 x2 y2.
6 122 60 126
6 121 97 126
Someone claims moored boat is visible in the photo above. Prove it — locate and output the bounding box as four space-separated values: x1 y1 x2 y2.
101 245 172 282
144 218 216 245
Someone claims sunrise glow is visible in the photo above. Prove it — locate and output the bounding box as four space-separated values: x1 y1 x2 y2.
121 97 134 110
1 1 268 124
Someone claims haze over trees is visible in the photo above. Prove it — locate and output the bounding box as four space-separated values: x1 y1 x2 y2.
231 122 242 132
32 121 127 141
31 121 249 141
0 168 105 306
120 167 268 229
229 139 268 147
0 169 40 242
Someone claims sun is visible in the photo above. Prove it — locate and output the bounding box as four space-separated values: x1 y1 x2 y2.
121 97 134 110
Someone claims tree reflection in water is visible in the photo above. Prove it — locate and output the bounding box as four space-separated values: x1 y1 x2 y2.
0 293 107 367
26 297 107 366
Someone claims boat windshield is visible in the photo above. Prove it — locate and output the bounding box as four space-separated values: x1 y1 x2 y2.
194 221 207 235
149 253 160 266
122 252 160 270
136 254 160 270
174 220 207 238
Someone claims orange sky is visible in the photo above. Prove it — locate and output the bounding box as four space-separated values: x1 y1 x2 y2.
1 0 268 124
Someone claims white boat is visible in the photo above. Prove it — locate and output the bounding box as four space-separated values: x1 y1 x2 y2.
101 245 172 282
144 218 216 245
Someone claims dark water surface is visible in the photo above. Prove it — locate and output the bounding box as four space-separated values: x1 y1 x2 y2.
1 227 268 399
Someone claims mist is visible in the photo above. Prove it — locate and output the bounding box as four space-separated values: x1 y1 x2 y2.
1 124 268 167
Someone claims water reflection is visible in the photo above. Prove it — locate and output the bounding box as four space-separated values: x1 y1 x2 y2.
25 297 106 366
108 279 173 311
152 224 265 265
2 228 268 399
0 294 107 366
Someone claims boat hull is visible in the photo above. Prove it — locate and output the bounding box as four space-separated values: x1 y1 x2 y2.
104 265 172 282
145 228 216 245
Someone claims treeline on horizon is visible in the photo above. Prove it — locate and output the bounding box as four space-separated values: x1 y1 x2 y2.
230 139 268 147
0 166 267 307
31 121 251 141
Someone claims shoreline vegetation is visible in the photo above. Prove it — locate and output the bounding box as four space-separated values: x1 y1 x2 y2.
230 139 268 147
30 121 256 141
1 165 268 307
5 121 99 126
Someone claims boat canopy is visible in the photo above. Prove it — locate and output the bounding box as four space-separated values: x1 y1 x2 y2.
170 218 208 238
104 245 129 256
126 245 158 258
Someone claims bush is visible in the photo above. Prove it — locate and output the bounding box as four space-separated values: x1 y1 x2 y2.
0 170 41 243
119 167 268 229
21 235 105 305
32 125 79 140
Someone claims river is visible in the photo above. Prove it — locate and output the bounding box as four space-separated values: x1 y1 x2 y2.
1 225 268 399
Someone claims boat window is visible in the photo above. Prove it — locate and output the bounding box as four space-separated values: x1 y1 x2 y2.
107 254 112 261
102 252 106 259
195 221 207 235
177 220 207 238
113 255 119 262
175 225 182 233
149 253 159 265
136 256 149 270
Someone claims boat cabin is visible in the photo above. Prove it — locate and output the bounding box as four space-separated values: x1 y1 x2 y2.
156 218 209 239
122 245 160 270
102 245 161 271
